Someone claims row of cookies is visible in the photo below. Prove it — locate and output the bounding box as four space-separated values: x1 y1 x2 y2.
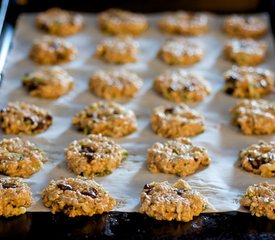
35 8 267 38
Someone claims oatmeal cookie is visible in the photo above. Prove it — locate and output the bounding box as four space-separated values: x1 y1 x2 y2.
154 70 210 102
0 137 48 178
158 38 203 65
42 176 116 217
239 141 275 178
72 101 137 137
230 99 275 135
29 37 77 65
98 8 148 36
224 15 267 38
0 177 32 217
151 103 205 138
95 36 139 64
22 66 74 99
159 11 208 35
224 66 274 98
36 8 84 36
139 179 207 221
66 134 128 176
89 69 143 100
0 102 53 135
224 39 267 66
240 182 275 220
147 138 211 177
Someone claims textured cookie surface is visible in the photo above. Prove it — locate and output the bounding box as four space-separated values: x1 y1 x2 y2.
89 69 143 100
159 11 208 35
147 138 211 176
240 182 275 220
72 101 137 137
151 103 205 138
42 176 116 217
230 99 275 135
0 102 52 135
0 137 48 178
36 8 84 36
154 70 210 102
224 66 274 98
159 38 203 65
139 179 207 221
239 141 275 178
29 37 77 65
0 177 32 217
66 134 128 176
98 8 148 35
22 67 74 99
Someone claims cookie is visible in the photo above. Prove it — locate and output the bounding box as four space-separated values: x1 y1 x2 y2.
240 182 275 220
98 8 148 36
22 66 74 99
239 141 275 178
29 37 77 65
158 38 203 65
154 70 210 102
230 99 275 135
224 15 267 38
0 102 53 135
42 176 116 217
224 66 274 98
0 137 48 178
0 177 32 217
159 11 208 35
36 8 84 36
89 69 143 100
151 103 205 138
66 134 128 176
72 101 137 137
147 137 211 177
139 179 207 221
95 36 139 64
224 39 267 66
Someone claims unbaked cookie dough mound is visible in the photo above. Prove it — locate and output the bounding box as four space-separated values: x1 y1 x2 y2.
0 102 53 135
151 103 205 138
158 38 204 65
240 182 275 220
42 176 116 217
230 99 275 135
224 66 274 98
98 8 148 36
239 141 275 178
159 11 208 35
22 66 74 99
139 179 207 221
224 15 267 38
89 69 143 100
66 134 128 176
72 101 137 137
147 138 211 177
29 37 77 65
95 36 139 64
154 70 210 102
0 177 32 217
224 39 267 66
36 8 84 36
0 137 48 178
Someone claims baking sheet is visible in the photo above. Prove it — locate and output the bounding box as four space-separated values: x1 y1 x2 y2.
0 12 274 213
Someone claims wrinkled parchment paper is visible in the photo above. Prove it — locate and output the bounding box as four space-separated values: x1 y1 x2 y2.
0 12 274 213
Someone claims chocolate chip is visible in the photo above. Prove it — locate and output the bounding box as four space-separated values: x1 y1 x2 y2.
23 116 35 124
164 108 174 114
57 183 73 191
2 183 17 189
82 188 98 198
0 108 6 113
23 81 40 91
80 146 96 163
143 184 152 194
175 188 185 196
46 115 52 121
225 87 234 95
183 85 195 92
248 156 270 169
35 120 46 130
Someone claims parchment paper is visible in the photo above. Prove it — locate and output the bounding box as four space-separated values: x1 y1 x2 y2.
0 12 274 213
